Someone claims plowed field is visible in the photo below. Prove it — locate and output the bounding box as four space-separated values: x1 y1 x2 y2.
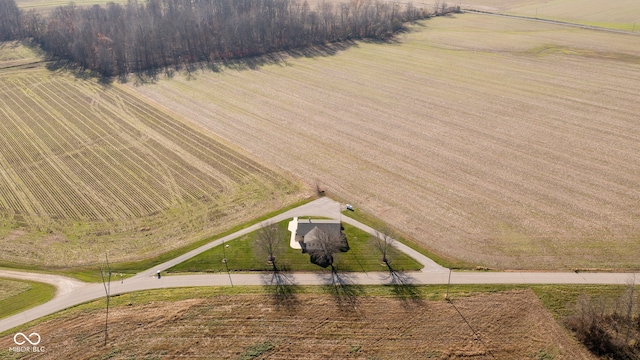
0 289 595 359
0 60 303 267
130 14 640 270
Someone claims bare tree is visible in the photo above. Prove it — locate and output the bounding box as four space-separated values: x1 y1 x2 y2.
306 226 348 268
624 275 636 343
254 222 286 269
0 0 22 40
440 1 448 15
371 226 396 266
21 0 430 76
567 284 640 359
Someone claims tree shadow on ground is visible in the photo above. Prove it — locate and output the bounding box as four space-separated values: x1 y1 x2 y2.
260 264 301 312
285 40 358 59
127 36 423 84
384 264 423 309
318 264 364 312
39 31 416 87
45 59 114 86
447 297 495 358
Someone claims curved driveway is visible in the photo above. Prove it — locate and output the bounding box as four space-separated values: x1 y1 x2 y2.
1 197 638 333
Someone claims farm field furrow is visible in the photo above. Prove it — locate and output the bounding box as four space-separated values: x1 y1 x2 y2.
31 79 180 206
0 290 595 359
113 95 251 185
131 14 640 270
7 102 118 221
111 86 288 186
56 86 230 202
0 64 303 267
3 77 158 219
7 81 133 220
33 78 183 212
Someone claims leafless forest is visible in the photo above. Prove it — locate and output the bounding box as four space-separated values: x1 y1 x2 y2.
1 0 439 75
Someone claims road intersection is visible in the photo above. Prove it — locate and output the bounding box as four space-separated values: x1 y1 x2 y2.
1 197 638 333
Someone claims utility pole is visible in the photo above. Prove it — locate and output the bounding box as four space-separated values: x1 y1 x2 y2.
221 239 233 287
100 253 112 346
445 268 452 300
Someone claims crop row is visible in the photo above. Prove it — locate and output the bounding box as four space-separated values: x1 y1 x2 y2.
0 73 286 223
53 80 230 200
0 77 151 219
34 76 225 216
108 86 285 185
115 95 254 184
1 80 112 220
7 78 121 220
42 77 233 198
55 79 240 191
0 90 83 219
0 167 29 215
1 78 128 220
29 77 178 214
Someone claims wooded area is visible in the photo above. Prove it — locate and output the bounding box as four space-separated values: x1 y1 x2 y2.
0 0 441 75
0 0 22 40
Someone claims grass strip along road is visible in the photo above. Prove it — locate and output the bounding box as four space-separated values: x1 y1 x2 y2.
1 197 639 334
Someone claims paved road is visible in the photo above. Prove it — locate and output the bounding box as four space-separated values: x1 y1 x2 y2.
135 197 342 279
1 197 638 334
0 269 85 298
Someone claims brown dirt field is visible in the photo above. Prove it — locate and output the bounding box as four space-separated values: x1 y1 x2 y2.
0 290 596 359
128 14 640 270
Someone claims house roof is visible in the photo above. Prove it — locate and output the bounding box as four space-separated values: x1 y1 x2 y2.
296 220 341 242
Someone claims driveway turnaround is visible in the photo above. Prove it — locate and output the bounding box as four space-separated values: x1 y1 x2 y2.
1 197 638 333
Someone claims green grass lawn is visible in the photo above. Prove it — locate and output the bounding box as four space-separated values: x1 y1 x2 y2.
530 284 639 319
168 220 423 273
0 278 56 319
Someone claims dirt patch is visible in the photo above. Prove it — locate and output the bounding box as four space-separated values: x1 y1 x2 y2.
0 290 595 359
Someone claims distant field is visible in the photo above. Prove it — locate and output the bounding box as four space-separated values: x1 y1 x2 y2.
0 48 303 268
15 0 640 31
131 14 640 270
15 0 125 14
0 288 596 359
464 0 640 31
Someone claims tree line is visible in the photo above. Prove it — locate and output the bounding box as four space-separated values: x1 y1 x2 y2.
0 0 453 75
567 282 640 359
